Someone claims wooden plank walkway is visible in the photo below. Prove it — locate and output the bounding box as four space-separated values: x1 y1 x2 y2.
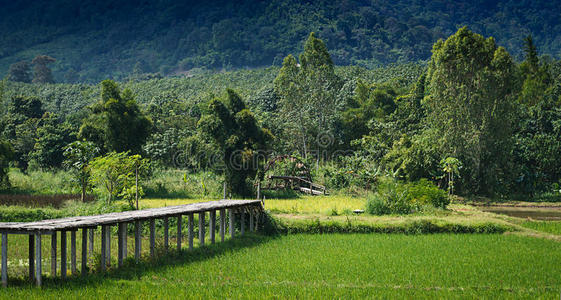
0 200 263 287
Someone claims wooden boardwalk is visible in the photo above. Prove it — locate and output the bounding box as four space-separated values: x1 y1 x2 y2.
0 200 263 287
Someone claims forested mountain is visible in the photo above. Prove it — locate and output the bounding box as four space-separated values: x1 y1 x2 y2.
1 0 560 82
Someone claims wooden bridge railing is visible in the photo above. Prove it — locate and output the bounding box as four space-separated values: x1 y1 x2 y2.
0 200 263 287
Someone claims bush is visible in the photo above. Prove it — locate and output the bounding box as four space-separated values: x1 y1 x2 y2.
406 178 449 209
365 177 449 215
365 195 389 215
365 179 411 215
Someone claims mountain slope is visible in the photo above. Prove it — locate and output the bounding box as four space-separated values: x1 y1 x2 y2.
1 0 559 82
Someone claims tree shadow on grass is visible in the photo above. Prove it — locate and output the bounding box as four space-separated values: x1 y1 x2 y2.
6 233 278 289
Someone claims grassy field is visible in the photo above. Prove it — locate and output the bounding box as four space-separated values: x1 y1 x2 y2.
1 193 561 298
140 195 366 215
2 234 560 298
520 221 561 235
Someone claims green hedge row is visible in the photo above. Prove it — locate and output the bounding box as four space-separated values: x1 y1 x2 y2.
274 218 512 235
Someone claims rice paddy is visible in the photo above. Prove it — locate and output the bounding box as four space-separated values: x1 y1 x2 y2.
2 234 560 298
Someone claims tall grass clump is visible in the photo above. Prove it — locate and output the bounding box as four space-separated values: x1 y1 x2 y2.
366 177 449 215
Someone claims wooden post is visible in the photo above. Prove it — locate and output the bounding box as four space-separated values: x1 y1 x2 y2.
223 182 227 199
149 219 155 258
134 220 141 263
35 234 42 287
1 233 7 287
240 211 245 236
100 226 106 271
257 181 261 200
118 223 125 267
123 224 127 261
71 230 77 275
176 215 182 251
61 230 67 279
51 232 57 277
219 209 225 242
106 225 111 267
81 228 87 275
88 228 94 259
188 214 194 250
209 210 216 244
198 212 205 246
29 235 34 282
250 211 254 232
163 217 169 251
229 209 235 239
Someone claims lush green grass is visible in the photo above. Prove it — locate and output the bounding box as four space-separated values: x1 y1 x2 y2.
140 195 366 215
7 168 78 195
521 221 561 235
2 234 560 298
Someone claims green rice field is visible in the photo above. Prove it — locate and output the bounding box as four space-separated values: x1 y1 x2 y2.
2 234 560 298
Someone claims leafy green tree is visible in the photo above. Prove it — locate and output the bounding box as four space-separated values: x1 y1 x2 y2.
31 113 75 169
79 80 152 154
63 141 98 202
0 140 14 190
440 157 462 196
274 33 342 156
8 61 32 83
341 81 398 145
518 35 552 107
31 55 56 84
118 154 150 209
425 27 517 195
198 89 272 196
89 151 148 205
514 97 561 195
1 96 45 169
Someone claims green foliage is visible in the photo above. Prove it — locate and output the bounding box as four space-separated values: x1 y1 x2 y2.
0 140 13 189
274 33 342 154
1 95 45 169
30 112 75 169
365 177 448 215
63 141 98 202
440 157 462 196
31 55 56 84
7 61 31 83
88 152 149 204
89 152 131 203
2 1 561 82
7 168 78 195
79 80 152 154
425 27 517 195
198 89 272 197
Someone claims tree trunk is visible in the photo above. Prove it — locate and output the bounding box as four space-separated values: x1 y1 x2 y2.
81 183 86 203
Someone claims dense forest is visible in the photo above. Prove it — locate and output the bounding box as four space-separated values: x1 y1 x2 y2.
1 0 561 82
1 26 560 207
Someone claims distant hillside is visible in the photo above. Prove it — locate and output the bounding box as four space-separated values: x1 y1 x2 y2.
1 0 560 82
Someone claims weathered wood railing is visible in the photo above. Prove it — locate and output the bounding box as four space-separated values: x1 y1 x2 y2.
0 200 263 287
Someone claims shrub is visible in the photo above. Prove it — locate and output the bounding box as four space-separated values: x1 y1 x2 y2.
365 177 449 215
406 178 449 209
365 194 389 215
365 179 411 215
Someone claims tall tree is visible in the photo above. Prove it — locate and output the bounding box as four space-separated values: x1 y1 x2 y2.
198 89 272 196
79 80 152 154
1 96 45 169
519 35 552 107
32 55 56 84
31 113 75 169
8 61 32 83
425 27 517 195
63 141 98 202
0 140 13 190
274 32 342 157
